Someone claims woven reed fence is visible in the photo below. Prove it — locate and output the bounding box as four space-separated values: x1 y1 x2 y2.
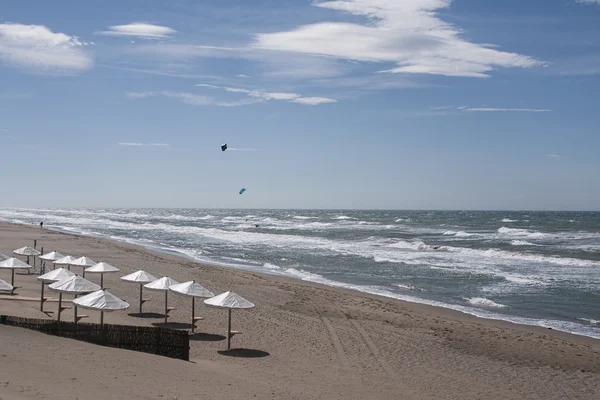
0 315 189 361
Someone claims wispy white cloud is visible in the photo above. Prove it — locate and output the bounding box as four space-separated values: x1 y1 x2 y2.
252 0 542 78
194 83 337 106
463 107 550 112
100 23 176 39
0 128 7 132
548 154 561 158
227 148 258 151
576 0 600 5
0 23 92 73
236 74 251 78
118 142 169 147
126 91 213 106
428 105 550 113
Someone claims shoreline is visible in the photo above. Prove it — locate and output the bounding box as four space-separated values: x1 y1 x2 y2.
2 220 600 399
5 220 600 344
19 220 600 340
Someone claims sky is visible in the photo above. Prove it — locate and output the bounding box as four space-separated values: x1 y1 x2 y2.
0 0 599 210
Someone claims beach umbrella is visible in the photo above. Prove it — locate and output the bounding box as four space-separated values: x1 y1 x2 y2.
0 257 32 293
73 289 130 327
0 253 10 261
121 270 158 313
144 277 179 323
169 281 214 332
48 275 101 323
0 278 14 293
204 291 254 349
54 255 78 271
37 268 75 311
85 262 120 288
39 251 65 274
70 256 96 278
13 246 41 272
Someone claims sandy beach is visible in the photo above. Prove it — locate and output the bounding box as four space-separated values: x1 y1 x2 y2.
1 221 599 400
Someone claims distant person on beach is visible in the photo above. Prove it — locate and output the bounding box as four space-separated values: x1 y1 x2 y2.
39 221 43 228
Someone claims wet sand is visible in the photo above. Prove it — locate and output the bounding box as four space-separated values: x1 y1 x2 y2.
1 221 599 399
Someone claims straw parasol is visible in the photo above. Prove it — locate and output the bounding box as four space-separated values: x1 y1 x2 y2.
85 262 120 288
37 268 75 311
144 277 179 323
54 255 78 271
121 270 157 313
204 291 254 349
13 246 41 272
0 278 13 293
70 256 96 278
73 289 130 327
0 257 32 293
48 275 101 323
169 280 214 332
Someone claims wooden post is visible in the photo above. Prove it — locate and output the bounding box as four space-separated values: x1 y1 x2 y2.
100 311 104 327
191 297 195 333
41 247 45 274
74 294 78 325
40 281 45 311
100 274 104 288
57 293 63 322
164 291 168 323
227 309 232 350
139 284 143 313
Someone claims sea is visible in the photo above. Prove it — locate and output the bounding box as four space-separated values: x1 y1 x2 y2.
1 208 599 338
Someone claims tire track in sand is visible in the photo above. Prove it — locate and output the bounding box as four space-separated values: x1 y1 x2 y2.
347 316 395 378
321 316 350 369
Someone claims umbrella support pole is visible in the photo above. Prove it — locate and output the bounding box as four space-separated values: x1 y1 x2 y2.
74 295 78 326
100 274 104 289
82 267 85 278
164 291 168 323
191 297 195 333
10 269 15 295
139 284 143 313
100 311 104 326
40 282 45 311
57 293 63 322
227 309 232 350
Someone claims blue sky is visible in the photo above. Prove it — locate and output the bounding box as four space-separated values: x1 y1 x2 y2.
0 0 599 210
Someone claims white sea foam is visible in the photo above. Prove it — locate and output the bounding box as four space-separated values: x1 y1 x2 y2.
510 240 537 246
332 216 355 220
292 216 317 220
497 226 547 239
577 318 600 326
502 218 518 223
466 297 509 309
443 230 473 237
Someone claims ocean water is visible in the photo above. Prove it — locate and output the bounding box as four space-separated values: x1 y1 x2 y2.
1 208 599 338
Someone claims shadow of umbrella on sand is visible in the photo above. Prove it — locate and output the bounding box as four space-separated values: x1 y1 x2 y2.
145 277 179 323
204 291 254 350
169 280 214 333
121 270 157 314
0 258 32 294
48 275 100 323
73 289 130 327
37 268 75 312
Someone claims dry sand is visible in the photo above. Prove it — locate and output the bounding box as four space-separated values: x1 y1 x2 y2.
0 221 599 399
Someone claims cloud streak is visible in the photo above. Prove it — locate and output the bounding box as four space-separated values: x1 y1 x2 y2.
431 105 551 113
0 23 92 73
194 84 337 105
100 23 176 39
118 142 169 147
252 0 542 78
